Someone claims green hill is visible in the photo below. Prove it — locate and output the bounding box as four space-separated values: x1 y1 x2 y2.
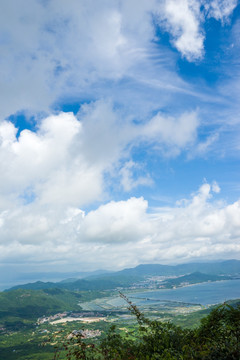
0 288 82 330
6 274 141 292
113 259 240 277
163 272 229 288
5 260 240 293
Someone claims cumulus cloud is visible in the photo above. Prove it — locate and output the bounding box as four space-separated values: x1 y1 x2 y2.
160 0 204 61
0 183 240 270
156 0 237 61
0 0 239 278
80 182 240 264
81 197 151 243
0 112 100 208
0 102 199 212
0 102 211 272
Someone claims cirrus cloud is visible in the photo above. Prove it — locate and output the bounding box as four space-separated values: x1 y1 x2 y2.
0 0 237 119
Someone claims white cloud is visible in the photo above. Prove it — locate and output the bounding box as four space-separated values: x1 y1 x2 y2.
141 110 199 155
156 0 237 61
0 102 199 212
82 197 151 243
204 0 238 22
191 132 219 156
0 0 239 277
0 0 161 118
120 161 153 192
212 181 221 193
0 102 207 272
160 0 204 61
0 111 105 209
0 183 239 270
0 0 237 120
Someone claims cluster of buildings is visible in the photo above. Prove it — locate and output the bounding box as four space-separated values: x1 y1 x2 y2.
37 311 105 324
37 312 68 324
67 329 101 339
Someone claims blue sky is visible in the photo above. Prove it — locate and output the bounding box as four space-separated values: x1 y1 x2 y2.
0 0 240 284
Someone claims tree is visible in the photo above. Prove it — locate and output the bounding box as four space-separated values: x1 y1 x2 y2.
51 296 240 360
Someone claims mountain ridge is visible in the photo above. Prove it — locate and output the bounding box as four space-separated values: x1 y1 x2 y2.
5 259 240 292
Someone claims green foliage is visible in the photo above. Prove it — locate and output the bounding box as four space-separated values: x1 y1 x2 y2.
196 303 240 359
53 295 240 360
0 288 81 324
163 272 229 288
6 275 141 292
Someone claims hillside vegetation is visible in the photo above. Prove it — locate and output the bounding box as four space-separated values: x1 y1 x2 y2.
0 288 83 331
54 297 240 360
163 272 229 288
5 259 240 292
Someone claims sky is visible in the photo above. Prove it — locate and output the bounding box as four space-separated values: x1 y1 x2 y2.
0 0 240 286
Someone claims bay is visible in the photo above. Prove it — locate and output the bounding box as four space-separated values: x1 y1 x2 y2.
128 279 240 306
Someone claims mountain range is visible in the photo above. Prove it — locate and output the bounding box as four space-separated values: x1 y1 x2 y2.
5 259 240 292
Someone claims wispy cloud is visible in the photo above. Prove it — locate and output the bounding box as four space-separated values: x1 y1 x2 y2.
0 0 237 119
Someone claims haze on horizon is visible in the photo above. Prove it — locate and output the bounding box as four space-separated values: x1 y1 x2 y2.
0 0 240 284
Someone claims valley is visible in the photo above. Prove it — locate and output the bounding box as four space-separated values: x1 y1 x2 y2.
1 260 240 359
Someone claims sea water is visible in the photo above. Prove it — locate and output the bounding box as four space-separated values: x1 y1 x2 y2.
128 279 240 306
